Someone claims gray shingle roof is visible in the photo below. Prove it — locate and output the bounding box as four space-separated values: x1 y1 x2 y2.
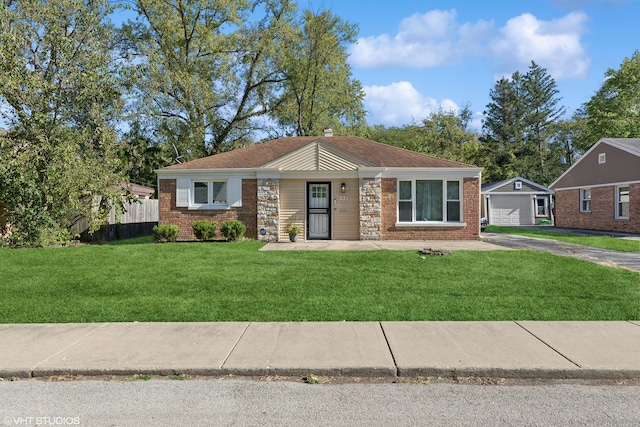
602 138 640 156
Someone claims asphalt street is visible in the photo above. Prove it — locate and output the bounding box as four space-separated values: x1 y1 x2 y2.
2 379 640 426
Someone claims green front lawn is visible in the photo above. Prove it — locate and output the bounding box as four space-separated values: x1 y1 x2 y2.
1 240 638 323
486 225 640 252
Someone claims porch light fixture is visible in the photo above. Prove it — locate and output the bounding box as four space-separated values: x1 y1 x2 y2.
341 182 346 193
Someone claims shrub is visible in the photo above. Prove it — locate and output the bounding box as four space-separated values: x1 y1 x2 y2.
284 222 302 236
153 224 179 243
220 220 246 241
191 220 217 241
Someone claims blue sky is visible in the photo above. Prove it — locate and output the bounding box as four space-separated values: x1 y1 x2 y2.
314 0 639 129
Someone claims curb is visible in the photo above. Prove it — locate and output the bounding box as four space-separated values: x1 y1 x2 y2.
4 367 640 382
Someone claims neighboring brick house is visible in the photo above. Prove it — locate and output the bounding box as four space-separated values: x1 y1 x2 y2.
481 177 554 226
156 134 483 241
549 138 640 234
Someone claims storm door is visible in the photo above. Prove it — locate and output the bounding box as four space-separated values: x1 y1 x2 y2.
307 183 331 239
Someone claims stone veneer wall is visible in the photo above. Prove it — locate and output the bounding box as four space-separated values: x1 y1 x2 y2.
380 177 480 240
159 179 257 240
359 177 382 240
257 178 280 242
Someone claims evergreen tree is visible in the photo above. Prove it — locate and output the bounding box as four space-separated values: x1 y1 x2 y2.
522 61 566 184
479 74 525 182
480 62 565 185
118 121 172 191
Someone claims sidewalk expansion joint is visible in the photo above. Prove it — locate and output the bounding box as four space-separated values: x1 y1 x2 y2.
31 323 112 378
515 321 582 368
220 322 251 369
378 322 399 378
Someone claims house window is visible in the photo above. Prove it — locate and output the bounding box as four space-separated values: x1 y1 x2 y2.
616 186 629 219
398 180 462 224
514 181 522 190
193 180 227 206
535 196 548 216
580 188 591 212
598 153 606 164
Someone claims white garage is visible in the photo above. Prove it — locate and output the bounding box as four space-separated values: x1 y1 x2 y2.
481 177 554 227
488 194 533 225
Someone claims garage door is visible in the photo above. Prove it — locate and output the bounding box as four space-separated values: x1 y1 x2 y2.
489 195 533 225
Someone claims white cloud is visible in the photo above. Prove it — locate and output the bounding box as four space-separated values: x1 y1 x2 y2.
364 81 459 126
350 9 590 80
489 12 590 79
350 10 493 68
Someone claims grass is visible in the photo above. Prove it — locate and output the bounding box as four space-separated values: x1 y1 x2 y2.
486 225 640 252
0 239 638 323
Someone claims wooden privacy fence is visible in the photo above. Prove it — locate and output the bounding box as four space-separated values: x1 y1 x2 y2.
71 199 159 242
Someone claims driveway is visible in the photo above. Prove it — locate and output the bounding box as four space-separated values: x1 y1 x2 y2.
482 233 640 272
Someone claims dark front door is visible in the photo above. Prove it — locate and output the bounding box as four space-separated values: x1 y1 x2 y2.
307 183 330 239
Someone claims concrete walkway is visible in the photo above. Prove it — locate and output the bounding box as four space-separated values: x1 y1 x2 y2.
2 321 640 380
261 239 509 251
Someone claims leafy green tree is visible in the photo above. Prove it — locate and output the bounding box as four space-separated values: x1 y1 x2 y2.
0 0 126 246
549 115 588 170
415 106 479 163
582 51 640 144
367 106 480 165
122 0 297 159
272 9 365 137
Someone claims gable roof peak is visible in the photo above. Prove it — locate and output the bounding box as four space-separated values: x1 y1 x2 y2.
482 176 552 193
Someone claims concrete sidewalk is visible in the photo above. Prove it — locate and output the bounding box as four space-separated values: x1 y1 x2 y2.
2 322 640 380
261 239 510 251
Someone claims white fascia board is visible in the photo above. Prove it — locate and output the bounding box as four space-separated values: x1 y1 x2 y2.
483 189 555 195
553 180 640 191
376 167 482 179
156 168 256 180
357 168 384 179
485 192 551 196
483 176 552 193
602 139 640 157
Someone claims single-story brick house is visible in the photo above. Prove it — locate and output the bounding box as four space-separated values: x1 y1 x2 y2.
481 177 554 226
549 138 640 233
156 134 483 241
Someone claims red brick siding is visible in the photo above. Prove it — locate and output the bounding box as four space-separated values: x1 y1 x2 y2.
159 179 258 240
554 183 640 233
380 177 480 240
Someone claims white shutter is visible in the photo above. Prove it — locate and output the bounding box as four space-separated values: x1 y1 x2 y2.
227 178 242 207
176 178 191 207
